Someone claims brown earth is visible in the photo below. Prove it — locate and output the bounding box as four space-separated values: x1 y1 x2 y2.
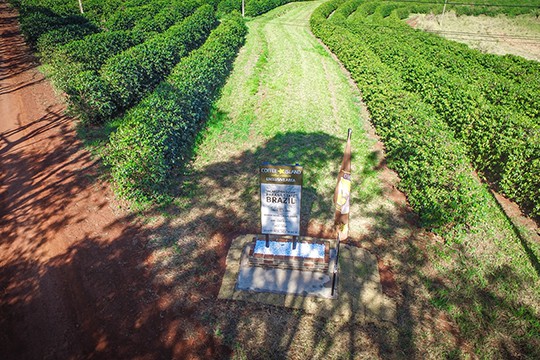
407 11 540 62
0 2 228 359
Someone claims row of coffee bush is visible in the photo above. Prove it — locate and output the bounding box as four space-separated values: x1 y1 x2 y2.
66 5 217 123
17 5 96 45
347 4 539 120
377 0 540 17
43 0 203 101
13 0 203 49
106 13 247 202
217 0 303 17
335 0 539 218
311 0 488 229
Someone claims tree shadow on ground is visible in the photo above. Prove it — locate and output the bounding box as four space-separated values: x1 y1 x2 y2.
0 125 446 358
0 103 234 358
145 131 456 358
2 125 539 359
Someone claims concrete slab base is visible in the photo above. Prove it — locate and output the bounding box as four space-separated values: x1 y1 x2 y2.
237 248 337 298
218 235 396 323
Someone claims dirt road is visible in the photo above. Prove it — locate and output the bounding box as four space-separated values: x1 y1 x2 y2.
0 2 204 358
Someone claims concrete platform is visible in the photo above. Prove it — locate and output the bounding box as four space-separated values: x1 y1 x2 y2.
218 235 396 323
237 248 337 298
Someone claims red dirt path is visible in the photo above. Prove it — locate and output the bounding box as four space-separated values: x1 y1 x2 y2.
0 2 220 359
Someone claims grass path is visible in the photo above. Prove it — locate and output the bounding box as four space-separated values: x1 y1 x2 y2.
193 1 383 233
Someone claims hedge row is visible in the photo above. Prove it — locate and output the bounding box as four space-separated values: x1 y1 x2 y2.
378 0 540 17
339 1 540 217
77 0 125 24
17 6 94 44
106 13 247 202
14 0 82 16
217 0 303 17
36 22 99 58
353 8 540 120
104 1 168 31
45 0 203 91
51 30 148 73
311 0 486 229
45 30 147 94
348 1 540 87
131 0 203 34
245 0 301 16
47 1 203 70
67 5 218 123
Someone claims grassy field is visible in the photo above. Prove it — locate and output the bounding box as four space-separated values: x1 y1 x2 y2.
192 1 379 231
100 1 539 358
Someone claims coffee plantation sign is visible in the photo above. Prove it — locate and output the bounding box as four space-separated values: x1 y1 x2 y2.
260 164 303 236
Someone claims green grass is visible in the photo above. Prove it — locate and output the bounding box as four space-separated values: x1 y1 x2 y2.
193 1 378 227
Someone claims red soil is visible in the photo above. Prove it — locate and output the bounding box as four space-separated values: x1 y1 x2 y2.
0 2 226 358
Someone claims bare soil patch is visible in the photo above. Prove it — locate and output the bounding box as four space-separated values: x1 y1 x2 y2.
0 2 227 358
407 11 540 61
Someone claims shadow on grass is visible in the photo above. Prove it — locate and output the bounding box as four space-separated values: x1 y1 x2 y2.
3 123 539 359
185 131 345 231
421 245 540 358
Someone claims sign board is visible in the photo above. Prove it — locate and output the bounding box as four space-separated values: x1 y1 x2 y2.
260 164 303 236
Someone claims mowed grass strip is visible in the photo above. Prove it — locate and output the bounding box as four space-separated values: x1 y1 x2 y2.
193 1 379 229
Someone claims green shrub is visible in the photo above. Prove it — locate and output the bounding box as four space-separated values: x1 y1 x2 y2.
245 0 299 17
104 2 167 31
78 0 125 24
18 6 89 44
217 0 304 17
134 0 202 33
339 6 540 218
69 5 218 122
52 30 148 72
66 71 116 122
46 1 204 95
103 5 217 113
217 0 241 16
311 0 486 229
106 13 247 203
36 23 98 59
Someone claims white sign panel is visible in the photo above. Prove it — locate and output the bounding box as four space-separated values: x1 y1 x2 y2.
260 165 303 236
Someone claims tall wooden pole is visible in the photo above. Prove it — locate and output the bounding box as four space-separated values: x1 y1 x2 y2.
331 129 352 297
333 128 352 241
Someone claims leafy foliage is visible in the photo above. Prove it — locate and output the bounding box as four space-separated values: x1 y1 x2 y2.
311 0 489 229
217 0 304 17
313 0 540 222
17 6 92 44
106 13 247 202
35 22 99 58
67 5 218 123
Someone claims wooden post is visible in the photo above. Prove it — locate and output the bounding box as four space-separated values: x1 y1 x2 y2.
331 233 340 297
441 0 448 28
